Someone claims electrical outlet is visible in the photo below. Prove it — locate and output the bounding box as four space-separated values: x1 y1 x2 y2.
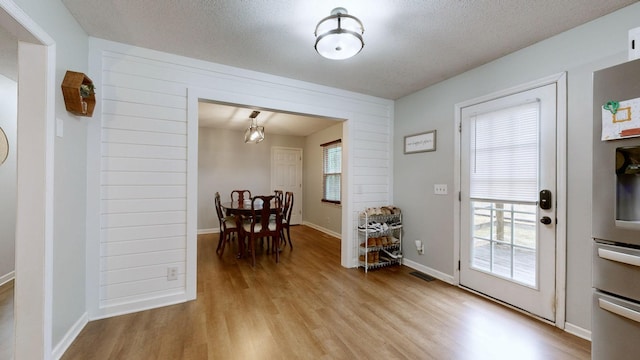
167 266 178 281
415 240 425 255
434 184 448 195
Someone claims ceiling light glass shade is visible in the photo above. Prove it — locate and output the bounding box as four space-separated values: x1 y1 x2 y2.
244 124 265 143
314 7 364 60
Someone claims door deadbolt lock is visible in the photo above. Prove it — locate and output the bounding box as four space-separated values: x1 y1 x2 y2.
539 190 552 210
540 216 552 225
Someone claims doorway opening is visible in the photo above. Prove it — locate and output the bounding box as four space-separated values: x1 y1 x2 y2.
0 2 56 358
194 99 345 262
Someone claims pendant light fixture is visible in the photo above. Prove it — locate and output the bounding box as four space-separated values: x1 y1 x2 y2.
314 7 364 60
244 110 265 144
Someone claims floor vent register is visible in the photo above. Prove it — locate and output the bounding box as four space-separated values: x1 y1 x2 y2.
409 271 435 282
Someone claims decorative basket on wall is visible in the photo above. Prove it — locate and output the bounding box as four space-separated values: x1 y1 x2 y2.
61 70 95 117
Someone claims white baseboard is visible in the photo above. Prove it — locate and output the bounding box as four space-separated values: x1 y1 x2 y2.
52 312 89 360
401 258 455 284
564 322 591 341
302 222 341 239
90 290 189 321
203 223 341 239
197 228 218 235
0 271 15 287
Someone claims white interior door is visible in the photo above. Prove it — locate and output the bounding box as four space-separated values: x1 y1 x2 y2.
271 147 302 224
460 83 557 321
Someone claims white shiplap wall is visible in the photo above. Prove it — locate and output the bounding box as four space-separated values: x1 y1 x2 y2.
87 38 394 318
98 52 189 310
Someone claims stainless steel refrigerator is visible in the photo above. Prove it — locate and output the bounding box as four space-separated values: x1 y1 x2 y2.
592 58 640 359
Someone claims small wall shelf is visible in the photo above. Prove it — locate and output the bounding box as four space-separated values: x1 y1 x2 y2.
61 70 95 117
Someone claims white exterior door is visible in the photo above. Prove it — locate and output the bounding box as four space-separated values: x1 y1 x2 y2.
271 147 302 224
459 83 557 321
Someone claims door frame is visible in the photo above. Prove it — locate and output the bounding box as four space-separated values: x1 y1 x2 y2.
453 73 567 328
1 0 56 357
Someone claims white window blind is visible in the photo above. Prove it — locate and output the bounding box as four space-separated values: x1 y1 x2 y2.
470 101 539 202
322 139 341 203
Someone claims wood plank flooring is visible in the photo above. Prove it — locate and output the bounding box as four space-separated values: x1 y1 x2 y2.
57 225 590 359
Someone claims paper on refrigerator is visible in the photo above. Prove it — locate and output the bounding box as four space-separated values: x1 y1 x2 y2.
602 97 640 141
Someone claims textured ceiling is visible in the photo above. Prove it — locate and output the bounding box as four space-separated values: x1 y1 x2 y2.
60 0 637 100
197 101 343 136
1 1 637 136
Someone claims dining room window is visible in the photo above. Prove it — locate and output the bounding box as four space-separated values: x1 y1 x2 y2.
321 139 342 204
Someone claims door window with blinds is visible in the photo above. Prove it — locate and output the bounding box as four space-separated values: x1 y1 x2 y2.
469 100 539 286
460 80 558 321
321 139 342 204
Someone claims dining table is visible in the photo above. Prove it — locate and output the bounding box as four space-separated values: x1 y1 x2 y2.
220 199 281 259
221 200 261 216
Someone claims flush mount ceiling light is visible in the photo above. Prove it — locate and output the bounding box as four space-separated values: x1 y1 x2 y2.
244 110 265 144
314 7 364 60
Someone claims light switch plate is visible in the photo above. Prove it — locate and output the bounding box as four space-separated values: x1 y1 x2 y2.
56 118 63 138
434 184 448 195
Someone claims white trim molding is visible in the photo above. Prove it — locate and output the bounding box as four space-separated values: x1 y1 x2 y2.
197 228 218 235
402 259 455 285
0 271 14 287
302 221 342 240
52 312 88 360
0 2 57 359
564 322 591 341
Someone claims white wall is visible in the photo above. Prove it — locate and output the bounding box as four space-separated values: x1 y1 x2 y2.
0 74 16 283
87 38 394 319
10 0 90 356
197 127 304 232
303 122 343 235
394 2 640 333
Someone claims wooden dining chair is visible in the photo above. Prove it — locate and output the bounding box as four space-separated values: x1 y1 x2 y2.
214 192 240 256
230 189 251 205
281 191 294 249
242 195 283 266
272 189 284 223
274 190 283 205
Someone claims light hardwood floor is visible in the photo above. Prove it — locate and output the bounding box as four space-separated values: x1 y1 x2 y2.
57 225 590 359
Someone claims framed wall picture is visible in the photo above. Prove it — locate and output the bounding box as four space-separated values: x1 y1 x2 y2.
404 130 436 154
